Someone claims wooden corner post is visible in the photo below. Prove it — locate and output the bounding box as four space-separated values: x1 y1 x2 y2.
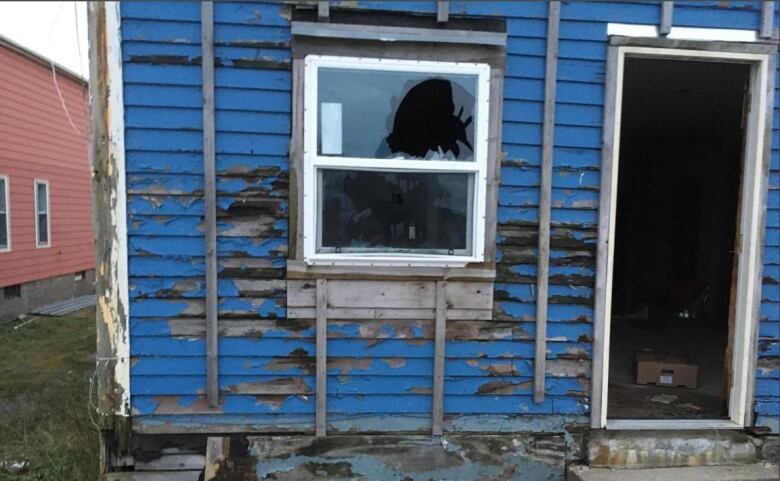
88 0 131 468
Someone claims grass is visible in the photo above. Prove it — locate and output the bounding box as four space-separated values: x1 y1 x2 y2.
0 309 99 481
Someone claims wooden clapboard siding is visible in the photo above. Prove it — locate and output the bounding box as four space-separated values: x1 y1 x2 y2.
123 0 778 434
756 4 780 431
123 0 295 425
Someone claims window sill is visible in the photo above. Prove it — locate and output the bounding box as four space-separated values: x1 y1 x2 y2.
287 259 495 282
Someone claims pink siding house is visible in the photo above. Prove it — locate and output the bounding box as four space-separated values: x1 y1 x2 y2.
0 35 93 320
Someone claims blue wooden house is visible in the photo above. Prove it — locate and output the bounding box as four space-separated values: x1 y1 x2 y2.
88 1 779 479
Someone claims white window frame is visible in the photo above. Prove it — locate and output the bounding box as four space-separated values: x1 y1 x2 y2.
34 179 50 248
0 175 10 252
302 55 491 267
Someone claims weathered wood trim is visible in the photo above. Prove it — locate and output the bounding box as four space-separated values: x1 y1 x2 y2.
317 1 329 21
288 280 492 310
291 21 507 46
609 35 778 52
741 51 775 427
287 307 492 321
534 0 560 404
607 419 742 431
289 59 305 260
133 414 589 435
315 278 327 437
201 1 219 408
659 1 674 37
483 67 504 265
432 281 446 436
591 45 622 429
759 1 774 39
437 1 449 23
89 0 130 423
204 437 229 481
287 261 495 281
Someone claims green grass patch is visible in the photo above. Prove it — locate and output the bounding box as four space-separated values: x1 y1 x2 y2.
0 309 99 481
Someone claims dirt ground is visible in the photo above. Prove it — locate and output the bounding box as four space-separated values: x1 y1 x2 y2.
0 308 99 481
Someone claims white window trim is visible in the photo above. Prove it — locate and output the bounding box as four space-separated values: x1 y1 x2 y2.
302 55 491 267
34 179 51 248
0 175 10 252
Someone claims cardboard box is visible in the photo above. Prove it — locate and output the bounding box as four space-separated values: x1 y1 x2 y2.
635 352 698 388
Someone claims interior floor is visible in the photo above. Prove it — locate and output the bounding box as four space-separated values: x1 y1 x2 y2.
608 318 727 418
607 58 750 420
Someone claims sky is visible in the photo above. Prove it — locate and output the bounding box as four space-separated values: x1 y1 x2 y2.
0 1 89 79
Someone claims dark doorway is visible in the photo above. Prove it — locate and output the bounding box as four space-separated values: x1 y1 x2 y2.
607 58 750 419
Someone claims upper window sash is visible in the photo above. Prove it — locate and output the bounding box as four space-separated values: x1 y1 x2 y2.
302 55 491 266
303 55 491 169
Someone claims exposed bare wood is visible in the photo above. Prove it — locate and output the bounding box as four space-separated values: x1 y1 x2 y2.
483 68 504 265
287 261 496 281
204 437 229 481
315 278 327 437
432 281 446 436
291 21 507 46
535 0 560 404
289 59 305 260
318 1 329 21
201 1 219 408
292 38 506 67
759 0 774 39
609 36 779 53
287 306 492 320
288 280 492 310
88 0 131 464
659 1 674 36
437 1 449 23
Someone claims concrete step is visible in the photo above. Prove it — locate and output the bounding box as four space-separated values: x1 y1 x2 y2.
587 430 759 468
567 463 779 481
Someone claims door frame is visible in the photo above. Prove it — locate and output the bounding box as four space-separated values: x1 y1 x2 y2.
591 39 776 430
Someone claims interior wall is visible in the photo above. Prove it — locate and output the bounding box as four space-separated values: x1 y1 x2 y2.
612 58 750 323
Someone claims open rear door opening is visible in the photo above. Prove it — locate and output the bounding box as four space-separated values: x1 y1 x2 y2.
593 45 773 429
607 57 750 420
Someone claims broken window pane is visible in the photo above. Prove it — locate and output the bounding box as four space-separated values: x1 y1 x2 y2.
318 170 472 254
317 68 478 161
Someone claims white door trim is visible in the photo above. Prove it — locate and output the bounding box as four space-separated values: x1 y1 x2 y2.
591 45 773 430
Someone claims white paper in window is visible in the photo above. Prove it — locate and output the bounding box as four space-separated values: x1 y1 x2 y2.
320 102 343 155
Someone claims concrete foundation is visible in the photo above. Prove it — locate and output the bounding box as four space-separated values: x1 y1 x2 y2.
0 269 94 322
587 430 759 469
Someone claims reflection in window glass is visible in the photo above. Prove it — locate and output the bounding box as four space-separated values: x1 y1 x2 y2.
317 68 477 161
318 170 472 254
0 178 7 249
